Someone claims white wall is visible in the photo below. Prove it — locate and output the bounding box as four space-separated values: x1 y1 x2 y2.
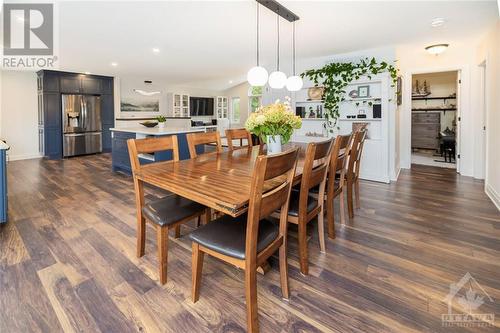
223 82 250 128
0 71 39 161
477 21 500 210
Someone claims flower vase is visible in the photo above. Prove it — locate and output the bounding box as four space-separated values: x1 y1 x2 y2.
266 135 282 154
158 122 166 129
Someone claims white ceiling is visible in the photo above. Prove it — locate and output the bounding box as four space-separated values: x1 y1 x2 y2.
55 1 498 90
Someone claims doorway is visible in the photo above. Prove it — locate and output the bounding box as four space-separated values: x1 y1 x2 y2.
410 71 459 169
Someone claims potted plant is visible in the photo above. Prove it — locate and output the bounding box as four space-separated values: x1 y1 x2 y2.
156 115 166 128
245 98 302 154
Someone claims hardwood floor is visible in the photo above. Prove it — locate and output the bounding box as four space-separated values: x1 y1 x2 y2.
1 154 499 333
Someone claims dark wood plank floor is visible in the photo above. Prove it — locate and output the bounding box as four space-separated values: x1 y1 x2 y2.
1 154 499 333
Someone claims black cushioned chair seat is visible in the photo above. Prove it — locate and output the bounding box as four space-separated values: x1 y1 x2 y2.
288 189 318 217
142 195 205 227
188 214 279 260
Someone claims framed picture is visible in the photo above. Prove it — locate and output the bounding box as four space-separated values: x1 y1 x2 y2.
357 85 370 98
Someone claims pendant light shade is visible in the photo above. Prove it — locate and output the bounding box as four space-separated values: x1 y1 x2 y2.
286 22 303 92
286 75 303 91
247 66 268 87
269 71 287 89
247 4 268 87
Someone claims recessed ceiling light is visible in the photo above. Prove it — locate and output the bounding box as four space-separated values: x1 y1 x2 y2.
152 48 160 53
229 80 233 84
111 62 118 67
425 44 449 55
84 71 91 75
431 17 446 28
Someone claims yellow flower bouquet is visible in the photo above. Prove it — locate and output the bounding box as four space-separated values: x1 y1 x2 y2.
245 99 302 151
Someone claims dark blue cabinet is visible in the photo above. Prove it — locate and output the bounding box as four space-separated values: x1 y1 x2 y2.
37 70 114 159
0 146 7 223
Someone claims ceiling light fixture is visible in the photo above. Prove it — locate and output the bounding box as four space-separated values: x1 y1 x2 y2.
268 14 287 89
111 62 118 67
134 89 160 96
229 80 233 84
84 71 91 75
152 48 160 53
247 3 268 87
286 21 303 92
431 17 446 28
425 44 449 55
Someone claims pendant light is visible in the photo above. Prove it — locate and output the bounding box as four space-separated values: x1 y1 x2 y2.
268 14 287 89
286 21 303 91
247 3 268 87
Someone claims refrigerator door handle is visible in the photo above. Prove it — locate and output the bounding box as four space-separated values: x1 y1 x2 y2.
64 132 101 137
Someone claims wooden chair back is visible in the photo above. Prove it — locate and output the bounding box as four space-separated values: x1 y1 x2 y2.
299 139 334 212
127 136 179 173
186 131 222 158
245 147 299 259
225 128 253 150
346 129 367 180
327 134 352 194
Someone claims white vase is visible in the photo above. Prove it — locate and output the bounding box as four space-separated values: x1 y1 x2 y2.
266 135 282 154
158 122 166 129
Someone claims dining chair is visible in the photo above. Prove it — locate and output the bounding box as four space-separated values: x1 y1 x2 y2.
225 128 253 150
189 147 299 333
186 131 223 158
318 134 353 239
277 138 333 275
346 129 367 218
127 135 210 284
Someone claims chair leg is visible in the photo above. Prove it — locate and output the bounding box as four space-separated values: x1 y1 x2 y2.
203 208 211 225
347 180 354 219
279 242 289 300
174 225 181 238
354 179 360 209
245 268 259 333
191 243 204 302
157 226 169 285
339 188 346 226
326 194 335 239
195 216 200 227
298 222 309 275
137 216 146 258
317 208 326 253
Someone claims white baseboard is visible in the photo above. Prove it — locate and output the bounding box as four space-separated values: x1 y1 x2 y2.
391 166 401 182
485 183 500 211
8 153 42 161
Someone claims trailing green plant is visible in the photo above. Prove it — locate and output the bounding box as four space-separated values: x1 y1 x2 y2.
301 57 397 132
156 115 166 123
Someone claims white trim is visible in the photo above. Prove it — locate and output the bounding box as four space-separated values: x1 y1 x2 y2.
485 183 500 211
391 166 401 182
8 154 42 161
401 66 466 173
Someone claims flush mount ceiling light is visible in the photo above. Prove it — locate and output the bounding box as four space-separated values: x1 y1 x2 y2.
268 14 287 89
286 21 303 92
431 17 446 28
152 48 160 53
111 62 118 67
425 44 449 55
134 89 160 96
247 3 268 87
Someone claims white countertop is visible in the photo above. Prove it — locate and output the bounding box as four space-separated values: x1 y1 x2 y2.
0 141 9 150
110 127 205 136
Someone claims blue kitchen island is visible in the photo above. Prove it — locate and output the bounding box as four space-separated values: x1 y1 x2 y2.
0 141 9 223
110 127 205 174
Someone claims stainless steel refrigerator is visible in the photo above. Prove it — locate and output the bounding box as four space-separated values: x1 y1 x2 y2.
62 94 102 157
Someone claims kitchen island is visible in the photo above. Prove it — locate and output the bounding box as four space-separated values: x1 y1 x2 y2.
110 127 205 174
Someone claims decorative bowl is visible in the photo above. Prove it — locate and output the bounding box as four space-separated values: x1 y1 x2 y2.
140 121 158 128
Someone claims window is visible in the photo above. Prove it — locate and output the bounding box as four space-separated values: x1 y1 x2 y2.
231 97 241 123
248 86 263 113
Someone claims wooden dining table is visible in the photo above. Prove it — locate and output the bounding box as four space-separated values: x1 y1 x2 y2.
135 143 309 218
